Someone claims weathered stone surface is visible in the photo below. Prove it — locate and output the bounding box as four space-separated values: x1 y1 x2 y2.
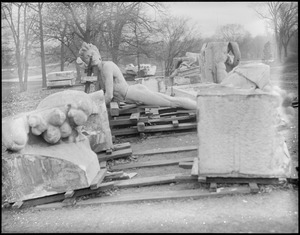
2 137 100 202
199 42 241 84
2 90 113 152
196 86 291 178
2 90 113 202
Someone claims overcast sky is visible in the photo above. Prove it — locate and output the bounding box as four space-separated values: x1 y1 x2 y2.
164 2 267 37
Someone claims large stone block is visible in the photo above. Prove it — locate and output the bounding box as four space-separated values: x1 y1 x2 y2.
2 90 112 202
196 86 291 178
2 137 100 202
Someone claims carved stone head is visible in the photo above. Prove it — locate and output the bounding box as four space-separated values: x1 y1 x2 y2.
78 42 102 67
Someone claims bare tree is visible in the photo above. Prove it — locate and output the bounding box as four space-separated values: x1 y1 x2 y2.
155 15 203 76
253 2 298 61
28 2 47 88
2 2 36 91
215 24 248 43
278 2 298 58
98 2 164 64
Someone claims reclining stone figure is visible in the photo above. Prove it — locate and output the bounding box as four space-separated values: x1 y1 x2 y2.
76 42 197 110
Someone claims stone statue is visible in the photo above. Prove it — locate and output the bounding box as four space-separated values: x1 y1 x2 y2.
2 90 113 202
76 42 197 110
2 90 112 152
199 41 241 83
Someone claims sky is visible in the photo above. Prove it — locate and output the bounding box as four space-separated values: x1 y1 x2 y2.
165 2 268 37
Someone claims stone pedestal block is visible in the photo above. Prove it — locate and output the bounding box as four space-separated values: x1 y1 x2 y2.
196 86 291 178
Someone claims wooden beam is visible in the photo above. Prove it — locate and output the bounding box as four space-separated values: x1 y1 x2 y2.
114 174 178 188
113 142 131 151
130 112 140 123
209 182 217 192
174 174 198 182
75 186 251 207
204 177 280 185
178 161 194 169
191 157 199 176
98 148 132 162
111 127 138 136
137 122 145 132
12 201 23 209
105 171 124 179
110 102 119 116
20 182 114 208
142 123 197 132
64 190 75 198
134 145 197 156
90 169 108 190
110 157 195 171
99 161 107 169
249 182 259 193
172 115 179 127
62 198 76 207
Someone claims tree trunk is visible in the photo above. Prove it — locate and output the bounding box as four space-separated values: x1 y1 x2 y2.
38 3 47 88
60 41 65 71
23 40 29 91
283 44 288 58
16 48 24 92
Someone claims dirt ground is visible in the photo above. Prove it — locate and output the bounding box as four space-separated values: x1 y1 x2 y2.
1 63 298 233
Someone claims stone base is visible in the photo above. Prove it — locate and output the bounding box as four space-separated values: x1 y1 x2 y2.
2 137 100 202
196 86 291 178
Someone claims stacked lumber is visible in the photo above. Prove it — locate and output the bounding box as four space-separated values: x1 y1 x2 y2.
108 102 197 137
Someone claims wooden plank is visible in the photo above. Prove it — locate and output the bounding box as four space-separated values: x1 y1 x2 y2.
20 182 114 208
130 112 140 123
12 201 23 209
62 198 76 207
110 102 119 116
109 118 133 126
191 157 199 176
110 114 194 127
119 107 139 115
137 122 145 132
249 182 259 193
178 161 193 169
111 127 139 136
209 182 217 192
90 169 108 190
106 149 113 155
111 157 195 171
64 190 75 198
75 186 251 207
148 115 194 124
204 177 280 185
105 171 124 179
175 174 198 182
113 142 131 151
172 115 179 127
98 148 132 162
99 161 107 169
143 123 197 132
160 110 196 117
134 145 197 156
114 174 178 188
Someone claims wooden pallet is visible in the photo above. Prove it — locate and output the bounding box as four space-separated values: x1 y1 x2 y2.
183 157 283 194
109 102 197 137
